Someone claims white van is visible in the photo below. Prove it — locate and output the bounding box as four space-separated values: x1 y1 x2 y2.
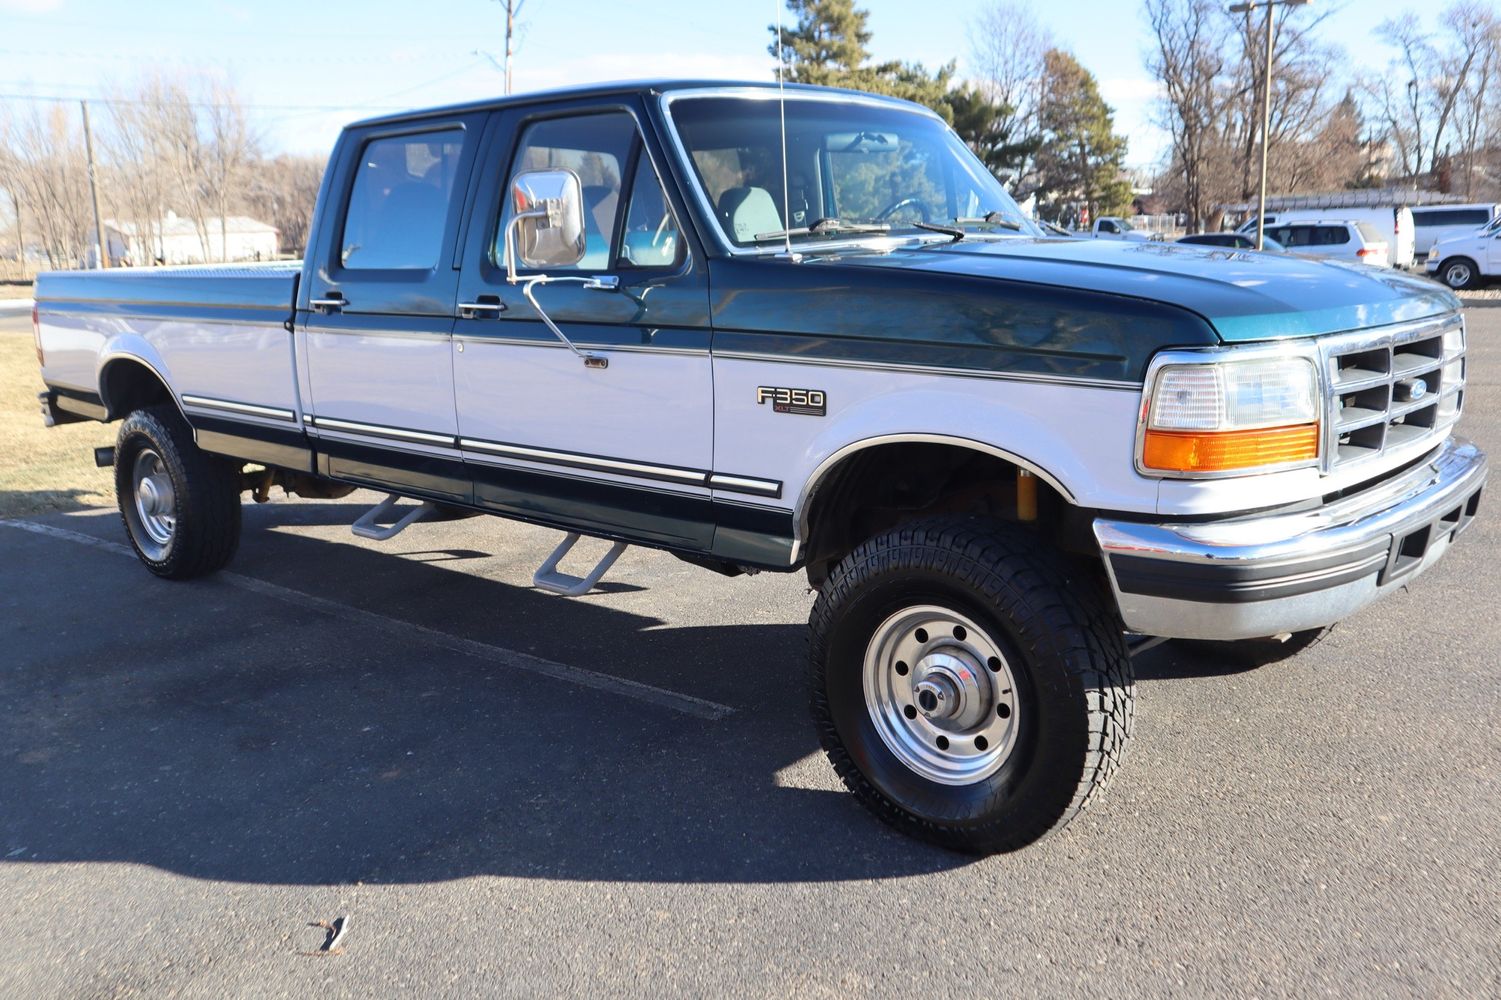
1239 206 1415 269
1411 204 1500 255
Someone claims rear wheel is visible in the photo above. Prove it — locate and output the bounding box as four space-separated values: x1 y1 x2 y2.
1439 257 1480 290
115 405 242 579
809 516 1133 854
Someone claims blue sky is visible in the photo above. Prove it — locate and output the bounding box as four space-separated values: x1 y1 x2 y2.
0 0 1451 167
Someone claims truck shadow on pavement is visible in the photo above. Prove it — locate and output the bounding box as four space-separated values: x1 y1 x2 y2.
2 503 980 886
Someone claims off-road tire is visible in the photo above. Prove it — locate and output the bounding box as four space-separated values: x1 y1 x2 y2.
809 516 1134 854
115 405 242 579
1178 625 1334 669
1438 257 1480 291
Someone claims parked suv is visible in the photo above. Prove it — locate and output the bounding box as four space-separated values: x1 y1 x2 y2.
1265 221 1390 267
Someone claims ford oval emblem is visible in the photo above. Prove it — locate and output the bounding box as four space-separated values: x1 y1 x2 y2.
1396 377 1428 403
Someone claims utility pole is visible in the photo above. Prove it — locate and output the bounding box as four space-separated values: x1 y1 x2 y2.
1228 0 1311 250
79 100 109 268
503 0 525 95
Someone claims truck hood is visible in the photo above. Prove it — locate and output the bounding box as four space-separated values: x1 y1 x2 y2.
810 237 1458 341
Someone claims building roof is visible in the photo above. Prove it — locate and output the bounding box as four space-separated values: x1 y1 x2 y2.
105 214 277 237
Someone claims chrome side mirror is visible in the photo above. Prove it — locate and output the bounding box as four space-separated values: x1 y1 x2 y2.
504 168 586 281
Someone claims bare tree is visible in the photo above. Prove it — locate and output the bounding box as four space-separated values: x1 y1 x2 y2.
0 100 92 266
1145 0 1230 231
1364 4 1501 187
968 1 1052 186
241 153 326 256
203 79 258 260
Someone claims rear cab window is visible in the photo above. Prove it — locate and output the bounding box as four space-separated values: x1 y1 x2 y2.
341 131 465 270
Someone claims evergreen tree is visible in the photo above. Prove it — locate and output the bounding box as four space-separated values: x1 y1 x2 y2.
948 84 1040 180
769 0 956 121
1032 49 1132 219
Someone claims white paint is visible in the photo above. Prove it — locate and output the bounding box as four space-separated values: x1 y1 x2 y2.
0 518 735 722
454 339 713 477
711 356 1159 518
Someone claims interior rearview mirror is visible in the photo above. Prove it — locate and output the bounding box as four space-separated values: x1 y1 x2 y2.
505 168 586 279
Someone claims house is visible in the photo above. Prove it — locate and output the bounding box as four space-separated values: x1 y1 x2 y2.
102 211 278 266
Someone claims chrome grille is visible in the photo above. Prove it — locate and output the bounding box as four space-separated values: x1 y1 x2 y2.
1321 315 1466 472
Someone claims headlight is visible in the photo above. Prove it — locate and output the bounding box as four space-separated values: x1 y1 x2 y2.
1427 246 1439 260
1138 356 1321 476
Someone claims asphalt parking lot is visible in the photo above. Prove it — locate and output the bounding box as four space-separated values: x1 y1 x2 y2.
2 303 1498 998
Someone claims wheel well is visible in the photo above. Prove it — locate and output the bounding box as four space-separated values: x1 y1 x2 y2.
799 442 1088 588
100 358 174 420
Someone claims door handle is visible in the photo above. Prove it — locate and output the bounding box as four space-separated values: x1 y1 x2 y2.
457 294 506 320
310 292 346 314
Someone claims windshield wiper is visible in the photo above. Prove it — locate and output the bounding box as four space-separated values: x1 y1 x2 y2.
753 217 891 242
912 221 966 242
953 211 1025 231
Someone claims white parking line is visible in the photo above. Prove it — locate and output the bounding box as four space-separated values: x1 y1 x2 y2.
2 518 736 721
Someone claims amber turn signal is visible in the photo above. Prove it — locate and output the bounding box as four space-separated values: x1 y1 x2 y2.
1141 423 1319 474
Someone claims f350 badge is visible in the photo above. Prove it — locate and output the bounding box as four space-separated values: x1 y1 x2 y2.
757 385 827 416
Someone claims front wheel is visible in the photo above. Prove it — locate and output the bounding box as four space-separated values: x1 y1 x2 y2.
116 405 242 579
809 516 1134 853
1439 257 1480 290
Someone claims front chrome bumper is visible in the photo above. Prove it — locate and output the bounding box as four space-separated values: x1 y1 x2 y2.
1094 437 1488 640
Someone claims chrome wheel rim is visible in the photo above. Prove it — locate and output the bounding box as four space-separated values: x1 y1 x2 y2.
862 605 1020 785
129 448 176 558
1445 263 1471 287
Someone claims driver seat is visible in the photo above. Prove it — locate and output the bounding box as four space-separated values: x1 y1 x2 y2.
717 186 783 243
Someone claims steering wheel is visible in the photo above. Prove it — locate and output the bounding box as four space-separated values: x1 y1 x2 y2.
875 196 933 223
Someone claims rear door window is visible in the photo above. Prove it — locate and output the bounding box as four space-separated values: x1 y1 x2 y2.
1314 226 1350 246
340 130 465 270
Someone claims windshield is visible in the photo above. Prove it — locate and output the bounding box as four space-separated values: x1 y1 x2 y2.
666 95 1038 248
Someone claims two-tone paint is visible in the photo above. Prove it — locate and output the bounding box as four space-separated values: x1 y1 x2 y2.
31 78 1474 579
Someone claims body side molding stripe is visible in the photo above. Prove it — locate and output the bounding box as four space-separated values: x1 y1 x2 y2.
181 394 297 422
713 349 1137 391
301 412 781 498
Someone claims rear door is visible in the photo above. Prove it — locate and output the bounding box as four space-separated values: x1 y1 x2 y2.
299 114 486 499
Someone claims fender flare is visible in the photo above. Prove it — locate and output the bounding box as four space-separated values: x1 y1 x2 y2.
793 432 1076 552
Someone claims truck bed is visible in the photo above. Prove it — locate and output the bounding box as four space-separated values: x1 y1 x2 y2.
35 263 304 456
36 261 300 313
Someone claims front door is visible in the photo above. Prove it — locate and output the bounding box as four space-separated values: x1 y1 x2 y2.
299 114 485 500
452 103 715 548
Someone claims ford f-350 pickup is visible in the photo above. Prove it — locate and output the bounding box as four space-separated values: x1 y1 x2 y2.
33 81 1487 853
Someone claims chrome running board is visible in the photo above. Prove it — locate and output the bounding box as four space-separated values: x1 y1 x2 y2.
533 532 628 596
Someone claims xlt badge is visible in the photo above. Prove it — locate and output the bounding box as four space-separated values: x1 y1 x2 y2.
757 386 827 416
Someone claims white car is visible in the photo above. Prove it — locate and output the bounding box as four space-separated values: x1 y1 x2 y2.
1425 215 1501 289
1265 221 1391 267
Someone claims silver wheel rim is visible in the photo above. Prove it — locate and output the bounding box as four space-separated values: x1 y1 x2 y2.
129 448 176 559
862 605 1020 785
1446 263 1471 287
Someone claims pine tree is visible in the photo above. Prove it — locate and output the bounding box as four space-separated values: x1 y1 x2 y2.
1032 49 1132 219
768 0 955 121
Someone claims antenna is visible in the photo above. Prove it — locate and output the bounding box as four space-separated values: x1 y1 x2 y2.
774 0 795 260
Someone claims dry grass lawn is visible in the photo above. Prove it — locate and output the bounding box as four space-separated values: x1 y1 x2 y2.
0 324 116 517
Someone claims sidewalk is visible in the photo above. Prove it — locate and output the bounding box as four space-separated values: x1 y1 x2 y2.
0 298 33 316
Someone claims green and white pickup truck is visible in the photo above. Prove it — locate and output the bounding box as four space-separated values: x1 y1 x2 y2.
33 81 1487 853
